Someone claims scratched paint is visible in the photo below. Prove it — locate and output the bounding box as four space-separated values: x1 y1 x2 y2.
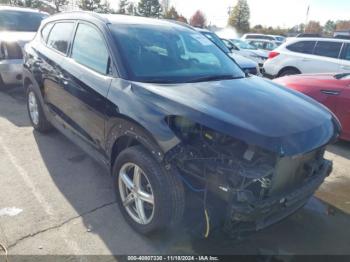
0 207 23 217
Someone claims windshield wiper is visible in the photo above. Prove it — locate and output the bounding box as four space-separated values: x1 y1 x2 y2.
186 75 244 83
334 73 350 80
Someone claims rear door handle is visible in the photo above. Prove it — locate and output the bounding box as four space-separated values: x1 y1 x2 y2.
301 58 310 62
321 90 340 96
341 65 350 70
59 73 69 85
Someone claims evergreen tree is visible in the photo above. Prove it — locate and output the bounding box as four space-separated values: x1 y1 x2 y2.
164 6 179 20
52 0 69 12
228 0 250 33
118 0 129 14
137 0 162 18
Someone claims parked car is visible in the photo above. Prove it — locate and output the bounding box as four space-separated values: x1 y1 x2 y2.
264 37 350 78
274 73 350 141
241 33 285 45
221 38 267 70
196 28 260 75
296 33 322 38
24 12 339 236
0 6 48 88
247 39 280 51
230 38 269 57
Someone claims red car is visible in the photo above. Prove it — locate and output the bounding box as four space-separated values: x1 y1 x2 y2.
274 73 350 141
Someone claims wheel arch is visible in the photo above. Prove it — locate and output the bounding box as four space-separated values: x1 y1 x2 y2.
277 66 301 77
107 115 169 173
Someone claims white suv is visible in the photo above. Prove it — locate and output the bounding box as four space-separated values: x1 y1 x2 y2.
263 37 350 78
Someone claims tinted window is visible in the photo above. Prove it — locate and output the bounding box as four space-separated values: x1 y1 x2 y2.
246 35 262 39
287 41 316 54
201 32 230 53
314 41 342 59
71 23 109 74
342 44 350 61
47 22 74 54
109 24 244 83
41 23 54 43
0 10 47 32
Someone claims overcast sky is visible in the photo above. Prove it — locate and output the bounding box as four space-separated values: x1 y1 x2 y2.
158 0 350 28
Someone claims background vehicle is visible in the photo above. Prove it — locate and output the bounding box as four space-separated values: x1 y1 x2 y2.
221 38 267 70
241 33 285 45
24 12 338 236
264 37 350 78
247 39 280 51
196 28 260 75
296 33 322 38
230 38 269 57
275 73 350 141
0 6 47 88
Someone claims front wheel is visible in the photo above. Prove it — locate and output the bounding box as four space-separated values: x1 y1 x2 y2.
113 145 185 235
26 85 52 132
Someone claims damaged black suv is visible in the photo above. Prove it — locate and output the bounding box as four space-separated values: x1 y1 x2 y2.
23 12 340 235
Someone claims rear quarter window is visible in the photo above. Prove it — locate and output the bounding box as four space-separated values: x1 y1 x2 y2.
47 22 75 54
41 23 54 43
314 41 342 59
286 41 316 54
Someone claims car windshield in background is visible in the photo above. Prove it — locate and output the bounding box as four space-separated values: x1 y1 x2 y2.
0 10 47 32
275 36 285 42
109 25 244 83
231 39 257 50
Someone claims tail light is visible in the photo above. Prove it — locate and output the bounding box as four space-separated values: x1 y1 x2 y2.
268 51 280 59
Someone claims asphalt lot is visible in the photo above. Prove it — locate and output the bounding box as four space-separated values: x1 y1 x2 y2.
0 86 350 257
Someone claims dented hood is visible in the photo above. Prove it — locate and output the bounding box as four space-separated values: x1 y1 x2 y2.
132 76 339 156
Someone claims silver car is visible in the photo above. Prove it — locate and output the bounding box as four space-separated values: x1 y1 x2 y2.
0 6 47 88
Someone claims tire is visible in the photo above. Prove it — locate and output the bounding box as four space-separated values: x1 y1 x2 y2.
113 145 185 235
26 85 52 133
0 75 5 90
278 68 300 77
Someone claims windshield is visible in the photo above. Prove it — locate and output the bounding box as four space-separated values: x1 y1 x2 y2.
231 39 257 50
109 25 244 83
0 10 47 32
275 36 285 42
199 31 231 53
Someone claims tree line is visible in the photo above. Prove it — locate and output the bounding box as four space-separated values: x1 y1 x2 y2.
2 0 349 36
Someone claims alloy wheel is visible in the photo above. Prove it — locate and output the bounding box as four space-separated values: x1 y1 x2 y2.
118 163 155 225
28 91 39 125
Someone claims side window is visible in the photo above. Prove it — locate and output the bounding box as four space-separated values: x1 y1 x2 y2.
287 41 316 54
314 41 342 59
71 23 109 74
47 22 75 54
342 44 350 61
41 23 54 43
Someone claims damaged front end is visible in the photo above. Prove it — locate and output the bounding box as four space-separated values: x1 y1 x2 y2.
164 116 333 235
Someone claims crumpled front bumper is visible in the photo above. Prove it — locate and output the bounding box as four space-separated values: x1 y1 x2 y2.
0 59 23 85
225 159 332 233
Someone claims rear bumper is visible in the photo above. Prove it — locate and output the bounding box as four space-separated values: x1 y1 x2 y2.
225 159 332 233
0 59 23 85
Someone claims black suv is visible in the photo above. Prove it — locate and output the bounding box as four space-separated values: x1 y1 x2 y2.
24 12 339 236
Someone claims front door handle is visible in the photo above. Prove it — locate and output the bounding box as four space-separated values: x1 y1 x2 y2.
341 65 350 70
321 90 340 96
